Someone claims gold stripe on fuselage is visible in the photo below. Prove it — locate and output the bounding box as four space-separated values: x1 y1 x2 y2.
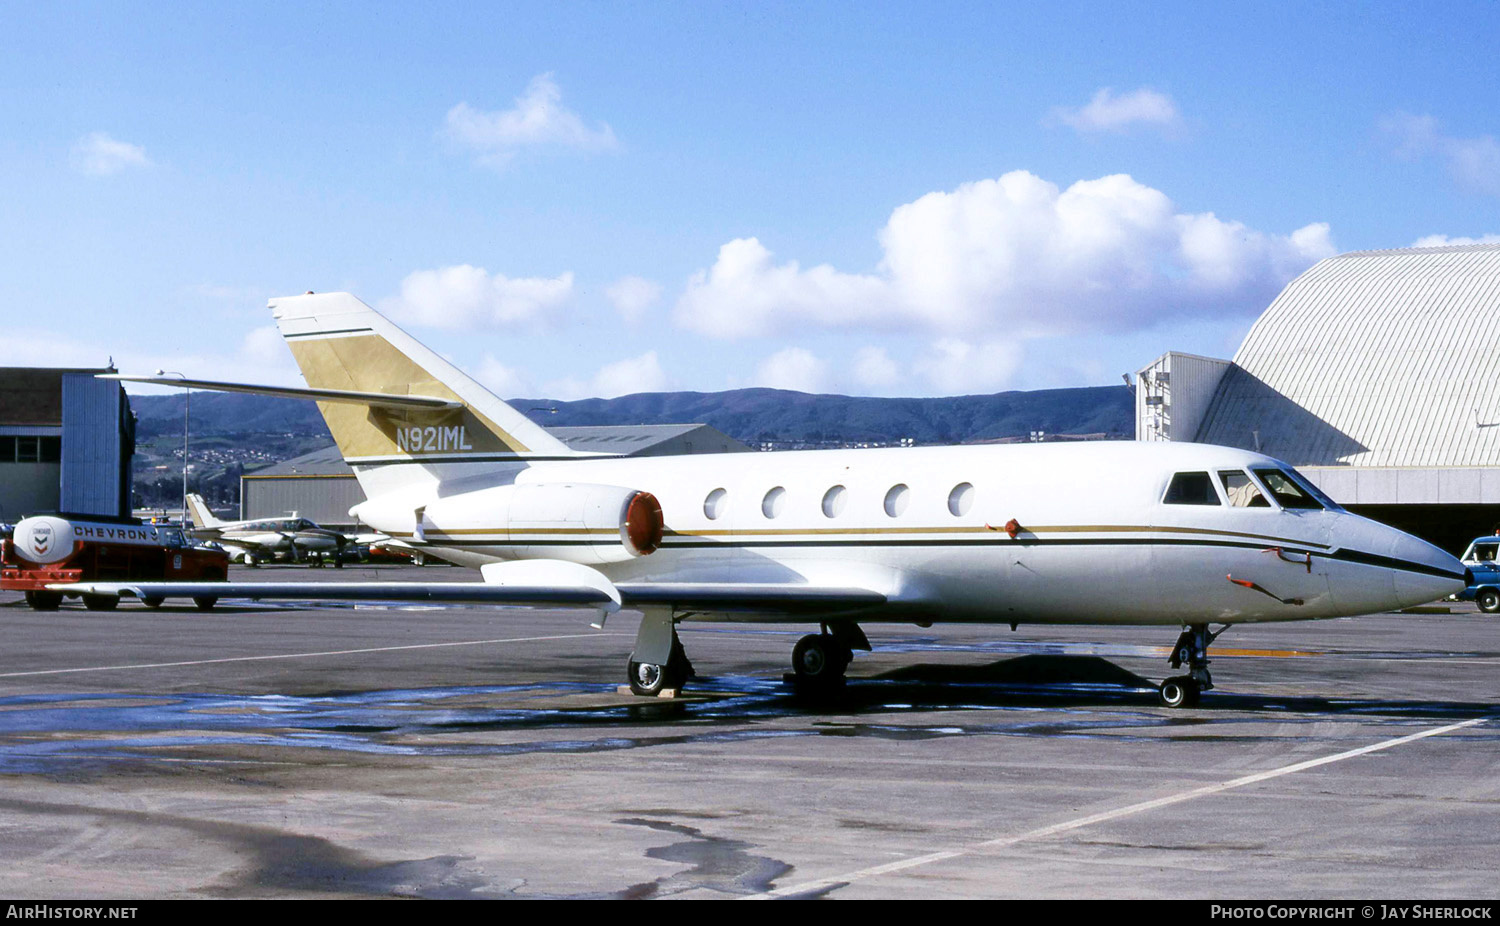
387 523 1329 548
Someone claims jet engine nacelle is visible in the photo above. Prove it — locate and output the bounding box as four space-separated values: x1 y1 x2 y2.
393 483 664 566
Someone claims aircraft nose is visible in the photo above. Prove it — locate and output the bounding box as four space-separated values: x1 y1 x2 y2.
1328 515 1467 614
1389 530 1467 609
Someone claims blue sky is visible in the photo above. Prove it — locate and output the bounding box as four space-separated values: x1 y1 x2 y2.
3 1 1497 398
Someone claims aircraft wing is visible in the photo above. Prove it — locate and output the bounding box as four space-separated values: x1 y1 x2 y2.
58 580 887 611
60 580 620 608
56 558 889 615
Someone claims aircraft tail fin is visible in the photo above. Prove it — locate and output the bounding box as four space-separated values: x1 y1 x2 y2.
268 292 576 488
184 493 223 529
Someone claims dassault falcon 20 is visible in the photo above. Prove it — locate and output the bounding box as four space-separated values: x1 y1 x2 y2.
81 292 1467 707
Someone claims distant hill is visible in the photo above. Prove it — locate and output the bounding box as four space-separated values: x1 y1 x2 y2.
128 384 1133 447
515 386 1133 445
132 393 330 440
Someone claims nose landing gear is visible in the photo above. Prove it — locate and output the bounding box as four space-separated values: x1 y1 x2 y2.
1159 623 1224 708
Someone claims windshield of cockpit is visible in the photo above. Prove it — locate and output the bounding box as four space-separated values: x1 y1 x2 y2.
1164 465 1342 511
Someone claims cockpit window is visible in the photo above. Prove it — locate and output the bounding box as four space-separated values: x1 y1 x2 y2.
1279 466 1343 511
1219 470 1270 508
1164 472 1221 505
1250 467 1324 510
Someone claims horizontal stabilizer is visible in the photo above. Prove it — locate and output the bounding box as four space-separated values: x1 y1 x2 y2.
98 375 462 410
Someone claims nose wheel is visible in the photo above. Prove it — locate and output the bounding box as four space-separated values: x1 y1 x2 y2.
1158 624 1222 708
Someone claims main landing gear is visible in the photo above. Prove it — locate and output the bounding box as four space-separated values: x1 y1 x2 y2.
790 623 871 689
623 613 872 697
626 609 695 696
1158 623 1224 708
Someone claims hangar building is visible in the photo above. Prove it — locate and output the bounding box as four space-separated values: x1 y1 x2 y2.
0 368 135 522
241 423 750 530
1136 242 1500 552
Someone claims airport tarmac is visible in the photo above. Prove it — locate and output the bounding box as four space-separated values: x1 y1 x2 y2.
0 563 1496 900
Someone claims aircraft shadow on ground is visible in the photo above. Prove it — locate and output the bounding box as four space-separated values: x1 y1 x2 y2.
776 654 1500 721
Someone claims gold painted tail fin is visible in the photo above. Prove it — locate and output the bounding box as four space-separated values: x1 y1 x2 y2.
269 293 574 470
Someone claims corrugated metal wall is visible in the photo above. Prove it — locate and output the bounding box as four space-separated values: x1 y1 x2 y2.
242 476 366 529
1135 352 1232 442
1196 244 1500 467
60 373 126 516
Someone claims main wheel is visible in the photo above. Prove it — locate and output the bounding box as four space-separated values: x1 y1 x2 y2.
1477 588 1500 613
193 596 218 611
626 638 692 696
792 634 851 686
142 596 165 610
627 658 688 696
1158 676 1200 708
83 594 118 611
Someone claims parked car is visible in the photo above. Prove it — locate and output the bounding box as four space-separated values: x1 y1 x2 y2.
1456 536 1500 612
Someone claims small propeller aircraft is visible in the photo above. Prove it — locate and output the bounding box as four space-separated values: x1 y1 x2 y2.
183 494 380 567
76 293 1467 706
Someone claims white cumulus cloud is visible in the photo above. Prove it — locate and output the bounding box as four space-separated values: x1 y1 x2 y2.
912 339 1024 395
1051 87 1180 134
851 346 901 389
755 347 829 393
542 350 669 400
475 356 534 398
1411 233 1500 248
676 170 1334 342
445 73 617 168
1381 112 1500 197
605 275 662 323
381 264 574 330
70 132 150 176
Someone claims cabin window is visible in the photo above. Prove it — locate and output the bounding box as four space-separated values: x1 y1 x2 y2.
948 482 974 516
1163 472 1220 506
1219 471 1270 508
762 486 787 518
884 484 910 517
704 488 727 520
1250 467 1324 510
1471 542 1499 563
822 485 847 518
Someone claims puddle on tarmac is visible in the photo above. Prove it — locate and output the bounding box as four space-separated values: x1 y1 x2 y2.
0 655 1493 775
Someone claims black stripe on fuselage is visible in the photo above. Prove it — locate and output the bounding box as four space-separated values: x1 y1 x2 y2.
1324 547 1466 581
417 535 1463 582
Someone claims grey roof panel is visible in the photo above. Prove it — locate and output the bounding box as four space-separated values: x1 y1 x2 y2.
1196 243 1500 467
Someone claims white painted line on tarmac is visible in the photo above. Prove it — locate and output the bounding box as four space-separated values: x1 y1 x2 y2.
751 716 1489 899
0 632 630 678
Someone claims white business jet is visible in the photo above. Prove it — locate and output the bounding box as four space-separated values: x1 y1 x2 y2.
84 293 1467 707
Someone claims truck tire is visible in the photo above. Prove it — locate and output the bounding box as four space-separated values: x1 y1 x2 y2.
1478 588 1500 613
28 591 62 611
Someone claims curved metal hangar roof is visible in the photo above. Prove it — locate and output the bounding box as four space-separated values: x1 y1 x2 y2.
1197 243 1500 468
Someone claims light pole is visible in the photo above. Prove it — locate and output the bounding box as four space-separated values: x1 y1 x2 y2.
158 370 189 525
